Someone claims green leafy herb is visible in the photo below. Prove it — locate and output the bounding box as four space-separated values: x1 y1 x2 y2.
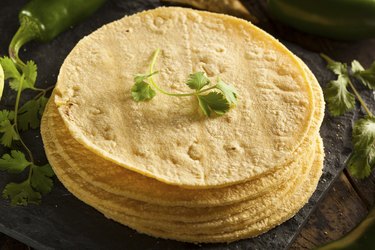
216 79 238 106
0 152 54 206
131 73 157 101
0 110 19 147
30 164 54 195
321 54 347 75
0 64 4 100
351 60 375 89
197 92 230 116
3 181 42 206
324 75 355 116
322 54 375 179
186 72 210 90
0 150 31 173
347 117 375 178
321 54 356 116
0 57 37 91
0 57 20 81
0 56 54 205
23 61 38 89
131 49 238 117
18 96 48 131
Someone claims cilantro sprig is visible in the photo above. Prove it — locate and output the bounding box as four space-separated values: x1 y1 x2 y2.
131 49 238 117
0 56 54 205
0 63 4 100
0 151 53 205
322 54 375 179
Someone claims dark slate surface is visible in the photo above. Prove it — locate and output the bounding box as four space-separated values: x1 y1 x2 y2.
0 0 357 249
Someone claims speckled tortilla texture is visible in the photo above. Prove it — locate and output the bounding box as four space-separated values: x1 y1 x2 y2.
102 140 323 243
42 98 313 223
54 7 315 187
43 59 324 207
103 139 322 240
100 138 324 243
45 98 305 207
41 103 323 242
41 102 321 232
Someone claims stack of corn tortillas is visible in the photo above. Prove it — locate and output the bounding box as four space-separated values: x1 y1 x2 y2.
41 7 325 243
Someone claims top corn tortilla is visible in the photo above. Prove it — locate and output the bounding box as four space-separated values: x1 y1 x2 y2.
54 7 315 187
42 57 324 207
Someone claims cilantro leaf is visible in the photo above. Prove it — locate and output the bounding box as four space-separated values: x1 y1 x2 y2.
197 92 230 117
18 96 49 131
31 164 54 195
0 110 19 147
321 54 347 75
3 181 41 206
0 63 4 100
18 100 40 131
134 72 158 85
347 152 372 179
132 50 238 118
0 55 54 205
186 72 210 90
216 79 238 105
324 75 355 116
321 54 356 116
0 56 20 80
347 117 375 179
0 57 37 91
23 61 37 89
131 79 156 101
0 150 31 174
9 73 25 92
38 96 48 115
351 60 375 90
0 120 19 147
0 110 15 121
351 60 365 73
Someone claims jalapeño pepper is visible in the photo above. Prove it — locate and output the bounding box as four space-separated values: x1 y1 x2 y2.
9 0 107 67
267 0 375 40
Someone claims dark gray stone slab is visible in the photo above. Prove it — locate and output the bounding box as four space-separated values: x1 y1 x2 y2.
0 0 357 249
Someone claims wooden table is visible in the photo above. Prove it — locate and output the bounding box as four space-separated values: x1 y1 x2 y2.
1 1 375 249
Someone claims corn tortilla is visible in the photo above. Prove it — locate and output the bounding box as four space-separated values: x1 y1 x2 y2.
44 54 323 207
53 142 313 234
45 98 306 208
42 110 318 233
42 105 311 224
42 109 323 241
100 138 323 242
54 7 315 187
98 141 314 234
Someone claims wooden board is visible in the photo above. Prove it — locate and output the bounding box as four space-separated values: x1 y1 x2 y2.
291 173 368 249
0 0 362 249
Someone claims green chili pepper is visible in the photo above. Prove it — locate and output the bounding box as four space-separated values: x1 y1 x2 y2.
9 0 107 67
315 205 375 250
267 0 375 40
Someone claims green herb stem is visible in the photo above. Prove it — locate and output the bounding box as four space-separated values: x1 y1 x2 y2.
32 87 47 92
14 76 34 163
26 165 33 185
32 85 54 100
347 76 373 117
148 48 218 97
